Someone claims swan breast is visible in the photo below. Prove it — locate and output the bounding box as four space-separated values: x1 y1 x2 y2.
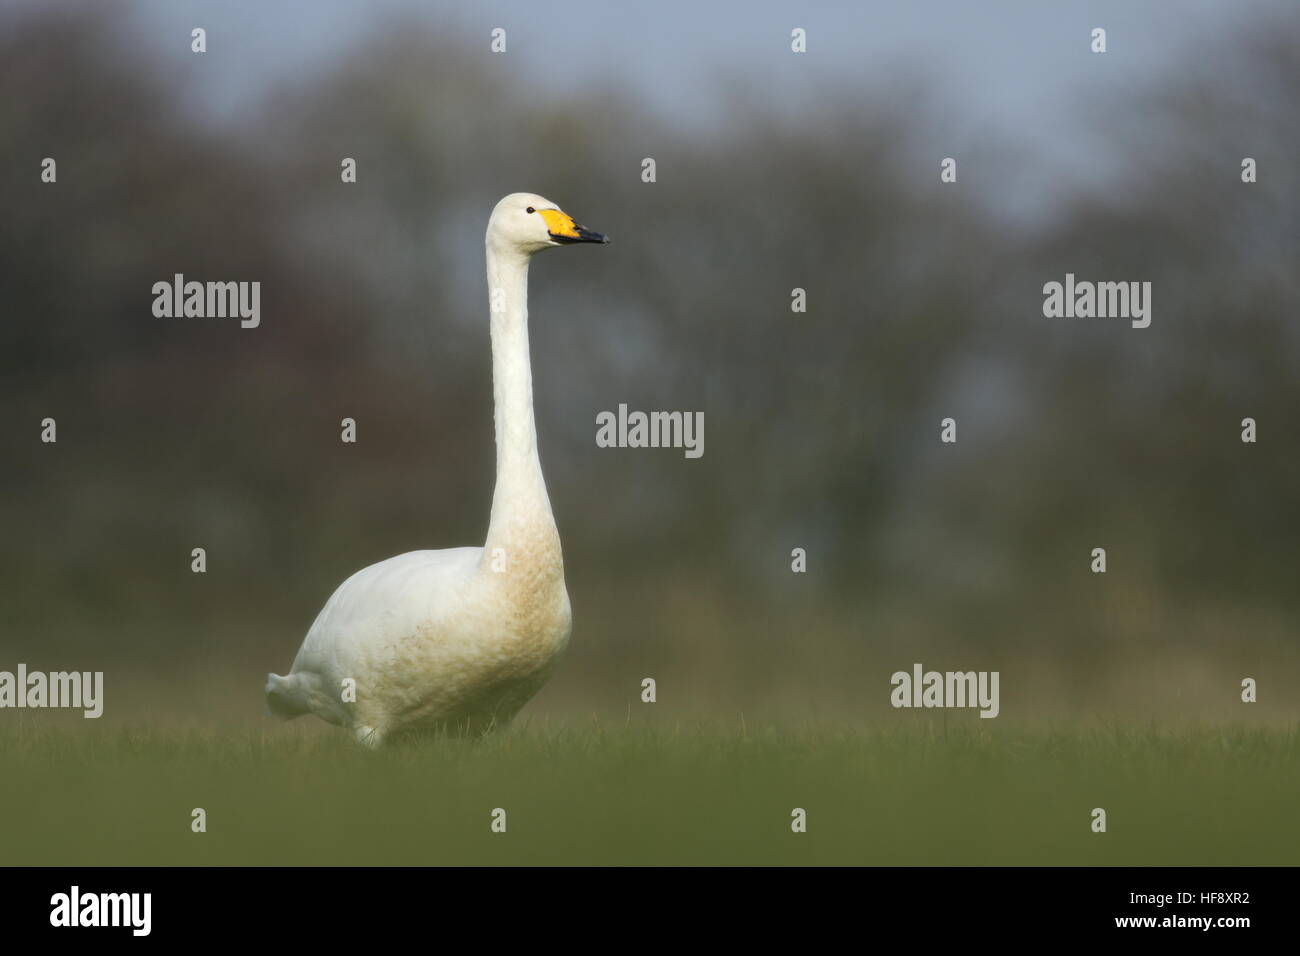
292 548 570 728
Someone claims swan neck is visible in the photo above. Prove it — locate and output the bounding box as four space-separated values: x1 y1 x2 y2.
483 242 558 560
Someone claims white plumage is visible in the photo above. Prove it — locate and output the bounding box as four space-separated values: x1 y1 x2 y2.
266 193 608 746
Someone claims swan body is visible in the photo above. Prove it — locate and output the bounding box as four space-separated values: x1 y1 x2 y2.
266 193 607 746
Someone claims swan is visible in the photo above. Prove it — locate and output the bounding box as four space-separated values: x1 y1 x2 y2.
265 192 608 746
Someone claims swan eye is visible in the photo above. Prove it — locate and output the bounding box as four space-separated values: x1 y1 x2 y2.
526 206 535 214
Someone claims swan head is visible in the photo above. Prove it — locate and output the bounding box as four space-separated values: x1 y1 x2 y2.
488 192 608 255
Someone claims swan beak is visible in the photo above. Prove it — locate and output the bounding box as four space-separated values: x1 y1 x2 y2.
540 208 609 244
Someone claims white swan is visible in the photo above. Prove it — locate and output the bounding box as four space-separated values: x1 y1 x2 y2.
265 192 608 746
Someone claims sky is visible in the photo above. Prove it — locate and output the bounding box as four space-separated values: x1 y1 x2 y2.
93 0 1282 122
4 0 1287 218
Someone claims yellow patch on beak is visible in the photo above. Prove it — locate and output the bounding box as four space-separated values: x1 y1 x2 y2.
538 208 580 239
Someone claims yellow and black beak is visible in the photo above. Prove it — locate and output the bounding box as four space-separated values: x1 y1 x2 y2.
539 208 609 244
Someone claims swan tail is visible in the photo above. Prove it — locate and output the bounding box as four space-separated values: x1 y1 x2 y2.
265 672 309 720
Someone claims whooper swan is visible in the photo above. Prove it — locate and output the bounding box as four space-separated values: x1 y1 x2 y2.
265 193 608 746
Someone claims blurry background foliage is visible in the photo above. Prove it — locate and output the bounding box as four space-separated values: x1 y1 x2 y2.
1 3 1296 728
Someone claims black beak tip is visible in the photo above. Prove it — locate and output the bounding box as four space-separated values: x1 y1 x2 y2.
552 227 610 245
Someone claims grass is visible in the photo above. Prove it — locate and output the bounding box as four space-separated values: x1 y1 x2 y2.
1 721 1297 865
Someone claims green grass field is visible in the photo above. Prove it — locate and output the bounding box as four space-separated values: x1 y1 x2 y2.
2 722 1297 866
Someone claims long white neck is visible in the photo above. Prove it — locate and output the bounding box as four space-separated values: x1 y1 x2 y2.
482 240 561 573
